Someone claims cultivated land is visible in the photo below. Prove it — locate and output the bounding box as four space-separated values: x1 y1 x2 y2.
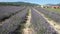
0 6 25 22
35 7 60 23
0 6 28 34
0 6 60 34
34 7 60 34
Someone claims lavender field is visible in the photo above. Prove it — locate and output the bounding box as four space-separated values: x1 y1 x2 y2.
0 6 25 22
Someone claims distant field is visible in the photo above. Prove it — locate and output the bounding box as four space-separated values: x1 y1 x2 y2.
45 8 60 13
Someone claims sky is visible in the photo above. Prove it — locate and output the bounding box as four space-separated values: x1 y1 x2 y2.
0 0 60 5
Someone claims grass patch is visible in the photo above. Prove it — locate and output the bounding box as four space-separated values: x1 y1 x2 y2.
45 8 60 13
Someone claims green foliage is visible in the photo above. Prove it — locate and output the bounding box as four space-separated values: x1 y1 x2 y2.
0 2 39 6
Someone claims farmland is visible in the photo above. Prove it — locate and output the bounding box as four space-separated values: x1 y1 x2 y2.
0 2 60 34
0 6 25 22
